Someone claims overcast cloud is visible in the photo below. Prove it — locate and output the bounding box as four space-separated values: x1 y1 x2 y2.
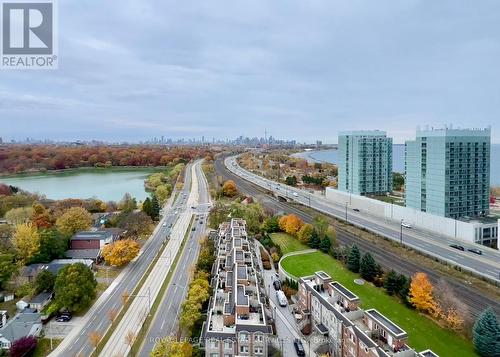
1 0 499 143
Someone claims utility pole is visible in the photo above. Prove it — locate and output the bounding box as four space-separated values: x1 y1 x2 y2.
345 202 348 221
400 219 403 245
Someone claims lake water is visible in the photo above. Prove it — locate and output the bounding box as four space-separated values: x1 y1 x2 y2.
0 169 155 202
295 144 500 186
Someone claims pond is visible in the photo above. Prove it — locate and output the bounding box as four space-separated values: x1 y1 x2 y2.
0 168 158 202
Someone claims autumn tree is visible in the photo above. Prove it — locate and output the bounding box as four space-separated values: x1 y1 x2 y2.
118 211 154 239
88 330 102 350
125 330 136 349
107 308 118 323
409 272 437 315
54 263 97 312
297 223 314 244
155 184 171 205
31 203 54 228
347 245 360 273
118 193 137 213
473 308 500 357
12 223 41 263
222 180 238 197
56 207 92 237
9 336 37 357
278 214 304 236
150 338 193 357
434 279 467 331
102 239 140 266
5 207 33 225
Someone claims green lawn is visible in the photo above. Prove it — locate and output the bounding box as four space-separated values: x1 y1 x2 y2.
33 338 62 357
281 251 476 357
270 232 308 254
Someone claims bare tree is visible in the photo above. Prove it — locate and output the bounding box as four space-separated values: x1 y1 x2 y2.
88 330 102 350
107 308 118 323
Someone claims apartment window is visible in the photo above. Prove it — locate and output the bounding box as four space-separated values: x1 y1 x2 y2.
224 354 232 357
254 346 264 355
239 333 249 342
254 333 263 342
210 340 219 349
210 354 219 357
240 346 249 353
224 340 233 350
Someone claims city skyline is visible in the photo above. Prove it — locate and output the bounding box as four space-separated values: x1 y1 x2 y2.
2 1 500 143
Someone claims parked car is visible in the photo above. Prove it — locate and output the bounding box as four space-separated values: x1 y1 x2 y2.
352 208 360 212
55 313 72 322
401 222 412 228
273 280 281 290
293 339 306 356
292 192 298 197
449 244 464 251
162 222 167 227
192 227 196 231
276 290 287 307
467 248 482 255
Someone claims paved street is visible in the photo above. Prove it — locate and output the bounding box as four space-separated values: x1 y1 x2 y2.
49 163 196 357
225 156 500 283
138 161 212 355
100 161 204 357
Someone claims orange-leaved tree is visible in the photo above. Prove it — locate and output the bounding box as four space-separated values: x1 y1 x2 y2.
409 272 437 315
278 214 304 236
102 239 140 267
222 180 238 197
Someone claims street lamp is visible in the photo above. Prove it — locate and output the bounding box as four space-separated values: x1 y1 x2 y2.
400 219 403 245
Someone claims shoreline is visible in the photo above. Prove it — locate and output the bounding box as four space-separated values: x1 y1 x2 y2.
291 148 337 164
0 166 164 179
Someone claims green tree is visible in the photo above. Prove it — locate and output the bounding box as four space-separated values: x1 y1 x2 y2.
318 237 331 253
297 223 314 244
0 253 17 289
155 184 171 205
261 216 280 233
55 207 92 237
285 176 297 186
151 195 160 221
473 308 500 357
30 229 67 263
308 229 321 249
384 270 399 295
347 245 361 273
5 207 33 225
35 270 55 294
312 215 328 240
54 263 97 312
360 253 378 281
142 197 153 219
118 193 136 213
398 274 411 305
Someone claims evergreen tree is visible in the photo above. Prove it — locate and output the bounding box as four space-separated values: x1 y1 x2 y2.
142 197 153 219
384 270 399 295
360 253 377 281
285 176 297 186
347 245 360 273
473 308 500 357
30 229 67 264
318 237 331 253
398 275 411 306
151 195 160 221
308 229 321 249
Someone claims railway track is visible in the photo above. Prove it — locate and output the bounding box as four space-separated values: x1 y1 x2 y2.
215 157 500 319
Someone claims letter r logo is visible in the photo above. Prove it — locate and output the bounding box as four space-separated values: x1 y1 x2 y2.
2 2 53 55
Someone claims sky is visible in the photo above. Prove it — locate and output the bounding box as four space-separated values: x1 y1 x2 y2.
1 0 500 144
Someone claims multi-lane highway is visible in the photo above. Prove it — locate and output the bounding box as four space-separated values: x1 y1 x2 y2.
138 161 212 355
225 156 500 284
215 156 500 318
50 162 197 357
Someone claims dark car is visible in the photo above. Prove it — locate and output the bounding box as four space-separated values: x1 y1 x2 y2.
449 244 464 251
352 208 360 212
467 248 482 255
273 280 281 290
55 313 72 322
293 339 305 356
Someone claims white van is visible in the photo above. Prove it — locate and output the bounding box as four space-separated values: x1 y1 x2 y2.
276 290 287 307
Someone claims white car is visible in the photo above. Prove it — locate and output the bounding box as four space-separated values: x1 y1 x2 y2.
162 222 167 227
292 192 298 197
401 222 412 229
